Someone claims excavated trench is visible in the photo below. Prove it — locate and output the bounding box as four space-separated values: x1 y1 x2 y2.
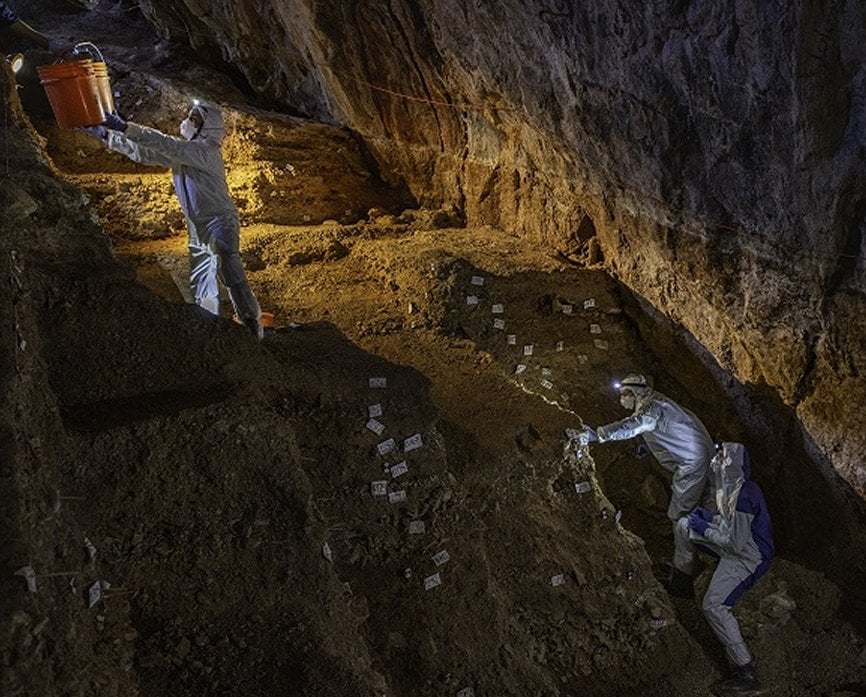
2 3 866 697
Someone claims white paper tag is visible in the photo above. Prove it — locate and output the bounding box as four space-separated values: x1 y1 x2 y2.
369 377 388 388
584 298 596 309
562 304 573 315
408 520 426 534
590 324 602 334
371 480 388 496
366 419 386 435
514 364 527 375
88 581 103 608
541 367 552 376
322 542 333 561
391 461 409 478
423 572 442 590
615 509 623 524
470 276 485 286
432 550 450 566
84 537 97 563
466 295 479 306
650 618 671 630
506 335 517 345
523 345 533 356
574 481 592 494
457 689 475 697
493 318 505 330
403 433 423 452
377 438 397 455
555 341 564 352
389 490 407 504
368 403 383 418
593 339 609 350
540 379 553 389
492 303 504 314
550 574 565 587
577 354 588 364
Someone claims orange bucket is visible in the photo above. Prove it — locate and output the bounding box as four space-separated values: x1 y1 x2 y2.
38 59 105 129
90 61 114 114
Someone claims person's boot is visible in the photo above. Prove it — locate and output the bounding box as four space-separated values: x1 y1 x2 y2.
714 662 762 696
662 568 694 598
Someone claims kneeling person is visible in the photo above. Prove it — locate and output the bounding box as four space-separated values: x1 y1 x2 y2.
680 442 774 696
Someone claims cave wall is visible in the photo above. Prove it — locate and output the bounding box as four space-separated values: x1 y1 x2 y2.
134 1 866 505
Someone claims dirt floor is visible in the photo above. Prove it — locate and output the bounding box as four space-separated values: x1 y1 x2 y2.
2 2 866 696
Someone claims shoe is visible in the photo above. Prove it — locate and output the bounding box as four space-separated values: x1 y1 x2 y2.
662 568 694 599
714 663 762 696
243 316 264 341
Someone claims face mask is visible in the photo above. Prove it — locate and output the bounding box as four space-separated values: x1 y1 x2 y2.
180 118 198 140
620 394 635 411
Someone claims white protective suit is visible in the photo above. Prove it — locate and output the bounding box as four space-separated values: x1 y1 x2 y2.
597 387 714 574
104 104 261 329
674 442 774 668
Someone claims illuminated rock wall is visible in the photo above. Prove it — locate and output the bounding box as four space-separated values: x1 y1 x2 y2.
136 0 866 508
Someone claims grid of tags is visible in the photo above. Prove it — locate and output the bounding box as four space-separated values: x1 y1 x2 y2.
315 375 451 589
465 274 609 402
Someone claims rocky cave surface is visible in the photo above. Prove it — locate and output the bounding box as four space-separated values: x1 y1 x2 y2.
3 1 866 696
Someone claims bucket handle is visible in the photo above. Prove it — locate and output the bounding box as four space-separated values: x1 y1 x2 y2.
71 42 105 63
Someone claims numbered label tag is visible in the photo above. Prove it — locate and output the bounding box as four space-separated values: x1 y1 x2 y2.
466 295 479 306
493 319 506 330
322 542 333 561
541 367 552 376
408 520 426 534
366 419 386 435
506 335 517 345
432 550 450 566
550 574 565 587
584 298 596 309
457 688 475 697
369 377 388 389
377 438 397 455
540 379 553 390
514 364 527 375
492 303 504 314
470 276 485 286
577 354 589 364
593 339 609 350
574 481 592 494
562 304 573 315
389 490 407 504
590 324 602 334
390 461 409 478
368 403 383 418
423 572 442 590
615 509 623 524
371 481 388 496
555 341 564 352
403 433 424 452
523 345 533 356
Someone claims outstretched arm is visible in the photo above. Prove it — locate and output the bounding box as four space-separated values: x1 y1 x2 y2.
104 130 174 168
123 123 216 170
597 411 658 442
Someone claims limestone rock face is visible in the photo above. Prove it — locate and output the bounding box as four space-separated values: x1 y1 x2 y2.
136 1 866 501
